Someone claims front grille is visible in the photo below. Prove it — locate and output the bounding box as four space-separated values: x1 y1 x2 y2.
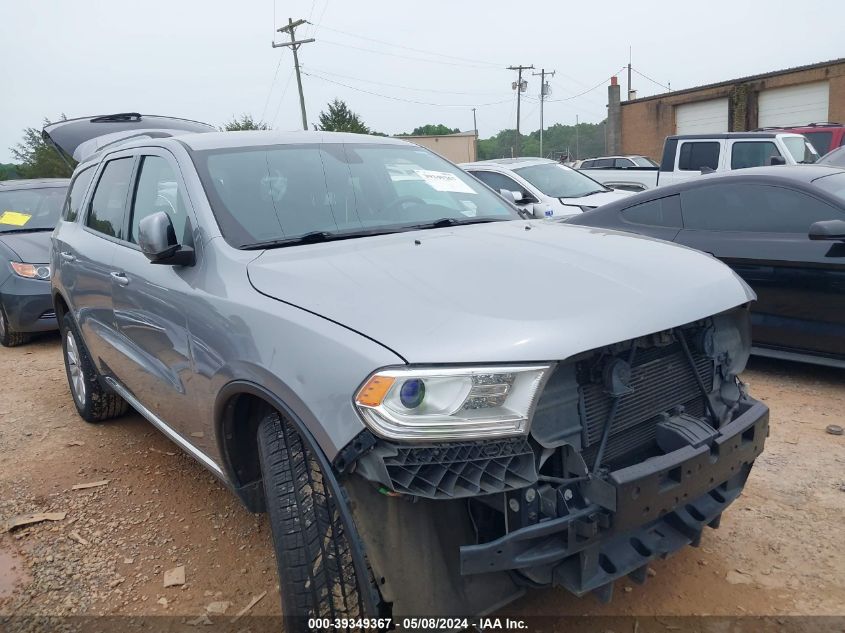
383 438 536 499
578 340 714 467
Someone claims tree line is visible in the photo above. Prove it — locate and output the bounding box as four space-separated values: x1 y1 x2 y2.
4 101 608 179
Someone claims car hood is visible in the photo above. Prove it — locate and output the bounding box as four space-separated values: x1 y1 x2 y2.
560 189 633 209
247 221 754 364
0 231 52 263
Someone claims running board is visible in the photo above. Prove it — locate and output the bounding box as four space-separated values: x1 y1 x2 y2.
104 377 225 478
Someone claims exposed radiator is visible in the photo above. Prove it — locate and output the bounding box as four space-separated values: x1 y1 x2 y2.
579 341 714 467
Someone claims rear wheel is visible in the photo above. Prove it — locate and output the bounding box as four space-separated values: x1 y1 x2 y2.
60 313 129 422
256 410 377 629
0 304 31 347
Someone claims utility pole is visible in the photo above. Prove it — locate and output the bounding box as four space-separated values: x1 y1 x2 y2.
471 107 478 160
575 115 580 160
627 46 633 101
508 65 533 158
272 18 315 130
532 68 555 158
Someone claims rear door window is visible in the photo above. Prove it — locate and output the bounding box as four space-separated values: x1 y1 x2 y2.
678 142 720 171
681 183 842 233
86 158 134 239
730 142 782 169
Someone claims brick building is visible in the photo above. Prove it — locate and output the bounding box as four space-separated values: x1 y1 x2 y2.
607 58 845 160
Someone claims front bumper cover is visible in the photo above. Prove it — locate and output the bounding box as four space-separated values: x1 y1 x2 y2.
460 399 768 599
0 275 56 332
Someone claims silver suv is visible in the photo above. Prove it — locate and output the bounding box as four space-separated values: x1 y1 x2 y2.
47 114 769 625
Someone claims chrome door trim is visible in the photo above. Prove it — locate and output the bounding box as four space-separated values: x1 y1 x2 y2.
104 376 225 479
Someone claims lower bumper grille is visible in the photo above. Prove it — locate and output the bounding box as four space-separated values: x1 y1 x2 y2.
383 438 536 499
579 340 714 467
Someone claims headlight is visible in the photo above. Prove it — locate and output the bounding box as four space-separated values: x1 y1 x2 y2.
354 365 552 441
10 262 51 280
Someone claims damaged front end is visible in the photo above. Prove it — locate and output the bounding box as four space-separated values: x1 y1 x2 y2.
337 306 769 615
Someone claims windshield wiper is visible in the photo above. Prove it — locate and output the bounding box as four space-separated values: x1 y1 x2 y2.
0 227 54 234
242 228 403 250
580 189 608 197
408 217 508 230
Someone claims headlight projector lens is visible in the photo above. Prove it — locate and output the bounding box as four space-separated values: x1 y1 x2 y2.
399 379 425 409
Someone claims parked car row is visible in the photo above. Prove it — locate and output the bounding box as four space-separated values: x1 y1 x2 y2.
0 112 773 624
577 132 820 191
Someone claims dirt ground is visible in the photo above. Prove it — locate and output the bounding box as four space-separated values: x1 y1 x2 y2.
1 333 844 629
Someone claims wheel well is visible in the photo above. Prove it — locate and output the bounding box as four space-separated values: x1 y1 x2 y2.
53 293 69 323
219 392 276 513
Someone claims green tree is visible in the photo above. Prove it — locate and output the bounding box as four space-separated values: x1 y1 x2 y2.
10 117 75 179
477 121 607 161
222 114 271 131
401 124 461 136
0 163 21 181
318 99 370 134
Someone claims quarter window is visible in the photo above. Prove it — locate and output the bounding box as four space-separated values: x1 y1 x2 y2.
130 156 188 244
730 142 782 169
87 158 134 239
678 142 720 171
63 166 95 222
681 184 842 233
621 195 682 228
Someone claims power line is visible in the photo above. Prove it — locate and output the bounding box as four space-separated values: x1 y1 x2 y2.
631 67 671 92
318 38 501 70
301 65 509 97
309 22 504 69
302 70 512 108
544 67 627 102
260 50 285 123
270 68 296 128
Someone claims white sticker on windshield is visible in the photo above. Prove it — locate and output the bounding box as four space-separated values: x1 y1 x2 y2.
413 169 476 194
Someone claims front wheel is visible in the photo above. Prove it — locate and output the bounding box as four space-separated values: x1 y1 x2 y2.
257 410 377 629
60 313 129 423
0 304 30 347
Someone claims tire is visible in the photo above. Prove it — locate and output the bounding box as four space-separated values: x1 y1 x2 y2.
0 304 31 347
60 313 129 423
257 410 376 628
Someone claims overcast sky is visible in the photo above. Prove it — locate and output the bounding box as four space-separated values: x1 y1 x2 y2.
2 0 844 162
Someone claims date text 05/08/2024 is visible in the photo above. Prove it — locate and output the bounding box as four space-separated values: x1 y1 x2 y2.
307 617 528 630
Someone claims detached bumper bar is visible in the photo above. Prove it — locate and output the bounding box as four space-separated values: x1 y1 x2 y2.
460 399 768 597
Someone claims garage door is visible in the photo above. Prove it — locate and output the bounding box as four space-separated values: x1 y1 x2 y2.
758 82 829 127
675 99 729 135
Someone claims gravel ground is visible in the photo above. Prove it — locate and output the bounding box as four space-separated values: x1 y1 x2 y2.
1 333 844 630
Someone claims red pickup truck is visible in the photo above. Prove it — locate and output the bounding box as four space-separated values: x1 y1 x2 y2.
757 122 845 155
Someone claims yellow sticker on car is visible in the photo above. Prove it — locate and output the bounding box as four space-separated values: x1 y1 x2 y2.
0 211 32 226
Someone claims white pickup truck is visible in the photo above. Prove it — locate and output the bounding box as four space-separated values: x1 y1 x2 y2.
578 132 820 191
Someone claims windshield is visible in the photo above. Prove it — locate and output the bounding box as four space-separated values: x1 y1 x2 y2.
0 186 67 233
513 163 607 198
813 173 845 203
632 156 658 167
783 137 819 164
192 143 517 248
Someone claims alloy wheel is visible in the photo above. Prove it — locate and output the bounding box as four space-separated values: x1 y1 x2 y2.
65 330 87 405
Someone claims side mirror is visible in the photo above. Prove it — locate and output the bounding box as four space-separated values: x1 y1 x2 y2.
770 155 786 166
499 188 523 203
138 211 195 266
808 219 845 242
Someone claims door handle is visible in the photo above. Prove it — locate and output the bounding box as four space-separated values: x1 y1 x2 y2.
110 271 130 286
60 251 76 262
